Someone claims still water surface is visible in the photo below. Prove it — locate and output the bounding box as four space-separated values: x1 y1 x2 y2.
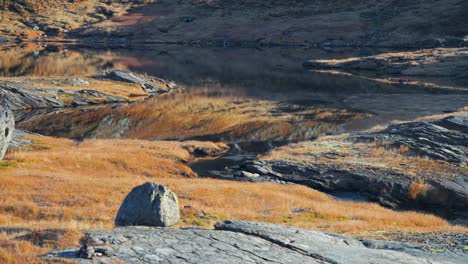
2 45 467 147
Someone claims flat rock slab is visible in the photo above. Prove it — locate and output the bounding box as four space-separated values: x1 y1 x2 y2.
105 70 174 94
0 83 125 111
49 221 466 263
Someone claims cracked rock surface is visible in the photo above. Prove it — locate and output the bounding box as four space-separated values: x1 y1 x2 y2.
208 115 468 219
0 103 14 159
354 115 468 167
49 221 466 263
0 82 125 111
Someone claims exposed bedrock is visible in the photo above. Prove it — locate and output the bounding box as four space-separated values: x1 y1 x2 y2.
0 103 15 159
209 116 468 219
49 220 467 263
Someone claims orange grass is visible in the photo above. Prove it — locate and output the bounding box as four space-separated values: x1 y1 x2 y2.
18 93 371 141
0 135 465 262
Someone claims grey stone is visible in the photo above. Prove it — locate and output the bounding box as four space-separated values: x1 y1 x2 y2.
115 182 180 227
106 70 172 94
9 129 36 150
70 78 90 87
0 103 14 159
0 36 9 43
0 82 125 111
213 116 468 218
355 115 468 166
106 70 147 85
50 220 466 263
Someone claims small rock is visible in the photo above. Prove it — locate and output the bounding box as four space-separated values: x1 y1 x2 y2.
78 245 95 259
0 36 9 43
181 205 205 217
106 70 146 84
115 182 180 227
70 78 90 87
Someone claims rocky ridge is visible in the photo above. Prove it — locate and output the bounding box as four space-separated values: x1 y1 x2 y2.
49 220 467 263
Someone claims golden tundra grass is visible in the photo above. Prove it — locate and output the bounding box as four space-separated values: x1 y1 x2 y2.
0 135 466 262
18 92 371 140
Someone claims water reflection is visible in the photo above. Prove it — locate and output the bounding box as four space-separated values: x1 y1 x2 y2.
2 44 467 143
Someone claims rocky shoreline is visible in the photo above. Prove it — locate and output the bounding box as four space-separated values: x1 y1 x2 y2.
303 48 468 78
0 70 174 111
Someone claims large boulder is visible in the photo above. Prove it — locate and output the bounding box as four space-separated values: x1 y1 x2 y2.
115 182 180 227
0 104 14 159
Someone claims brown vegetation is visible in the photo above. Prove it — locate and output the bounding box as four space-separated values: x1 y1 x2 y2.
0 134 465 262
17 92 371 141
0 0 143 41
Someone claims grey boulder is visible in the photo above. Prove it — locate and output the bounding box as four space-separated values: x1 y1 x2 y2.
0 103 14 159
106 70 147 85
115 182 180 227
105 70 172 94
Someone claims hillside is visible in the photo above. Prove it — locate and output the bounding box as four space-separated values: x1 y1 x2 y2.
74 0 468 47
0 0 467 47
0 0 150 41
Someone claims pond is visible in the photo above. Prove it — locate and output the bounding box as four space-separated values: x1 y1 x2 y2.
2 44 467 205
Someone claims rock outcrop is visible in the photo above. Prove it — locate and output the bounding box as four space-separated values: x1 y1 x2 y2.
303 48 468 77
0 82 125 111
49 220 467 263
354 115 468 166
207 115 468 219
106 70 175 94
115 182 180 227
0 103 14 159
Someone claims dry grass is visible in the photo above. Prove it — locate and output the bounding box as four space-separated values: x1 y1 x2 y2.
312 48 468 67
0 134 465 262
18 92 371 141
409 183 431 200
264 135 464 180
0 0 142 41
264 110 468 180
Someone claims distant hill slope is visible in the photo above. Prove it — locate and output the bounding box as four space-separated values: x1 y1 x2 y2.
0 0 150 41
1 0 467 47
73 0 468 48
